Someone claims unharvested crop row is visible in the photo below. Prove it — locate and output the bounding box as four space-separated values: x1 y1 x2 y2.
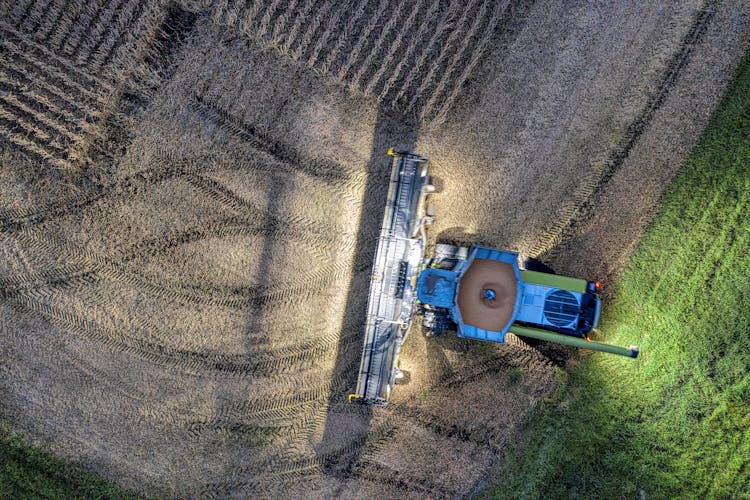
6 0 165 80
210 0 510 127
0 23 108 169
0 2 177 170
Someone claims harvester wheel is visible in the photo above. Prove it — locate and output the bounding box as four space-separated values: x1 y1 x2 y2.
434 243 460 260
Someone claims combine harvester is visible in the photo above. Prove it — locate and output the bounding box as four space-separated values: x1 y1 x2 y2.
350 150 638 405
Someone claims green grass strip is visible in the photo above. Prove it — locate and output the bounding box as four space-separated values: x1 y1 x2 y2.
0 421 137 499
487 49 750 499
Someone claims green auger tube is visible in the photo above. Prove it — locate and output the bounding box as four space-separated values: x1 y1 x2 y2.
510 325 639 358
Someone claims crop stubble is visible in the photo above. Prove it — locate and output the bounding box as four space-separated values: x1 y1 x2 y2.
1 0 749 497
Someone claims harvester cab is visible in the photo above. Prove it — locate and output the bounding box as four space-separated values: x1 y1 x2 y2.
350 150 638 406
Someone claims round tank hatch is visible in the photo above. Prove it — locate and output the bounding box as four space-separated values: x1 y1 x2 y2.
544 290 579 327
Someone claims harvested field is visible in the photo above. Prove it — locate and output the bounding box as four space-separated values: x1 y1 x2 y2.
1 0 749 497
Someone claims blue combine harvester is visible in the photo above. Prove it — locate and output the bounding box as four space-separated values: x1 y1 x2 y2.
350 150 637 406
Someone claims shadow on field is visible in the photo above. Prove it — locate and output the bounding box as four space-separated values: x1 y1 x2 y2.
316 103 419 483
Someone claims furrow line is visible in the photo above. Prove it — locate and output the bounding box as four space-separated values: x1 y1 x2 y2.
94 0 154 73
47 1 85 51
8 0 35 26
0 63 98 126
255 0 284 41
0 104 53 145
350 0 406 92
0 93 79 150
17 0 50 33
304 0 348 70
32 0 67 42
277 0 315 54
0 32 110 107
288 0 336 62
269 0 300 48
213 0 238 27
60 0 106 60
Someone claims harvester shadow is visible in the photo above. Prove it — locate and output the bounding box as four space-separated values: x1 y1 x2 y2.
315 103 420 482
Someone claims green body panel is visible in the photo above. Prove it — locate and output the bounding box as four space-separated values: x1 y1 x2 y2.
521 270 588 293
510 325 638 358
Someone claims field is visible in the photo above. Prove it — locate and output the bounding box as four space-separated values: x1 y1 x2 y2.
488 50 750 498
1 0 749 497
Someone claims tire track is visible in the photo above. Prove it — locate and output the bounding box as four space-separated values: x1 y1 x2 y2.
181 173 351 259
63 351 148 402
0 156 200 232
530 0 718 260
2 227 367 381
209 416 400 497
207 340 548 495
4 218 372 312
2 287 349 380
351 460 459 498
191 95 357 184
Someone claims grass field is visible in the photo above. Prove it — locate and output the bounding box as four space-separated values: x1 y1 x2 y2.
488 50 750 499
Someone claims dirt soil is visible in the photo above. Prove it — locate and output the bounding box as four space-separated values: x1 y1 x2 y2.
1 0 749 497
